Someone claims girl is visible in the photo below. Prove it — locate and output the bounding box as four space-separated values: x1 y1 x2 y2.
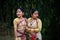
27 9 42 40
13 8 27 40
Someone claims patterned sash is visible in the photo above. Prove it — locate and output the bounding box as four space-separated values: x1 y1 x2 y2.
17 18 26 37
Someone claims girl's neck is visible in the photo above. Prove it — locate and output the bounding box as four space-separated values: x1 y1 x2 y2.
31 17 37 20
18 16 23 19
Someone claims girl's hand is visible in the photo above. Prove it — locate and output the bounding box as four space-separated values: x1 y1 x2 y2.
30 29 34 33
30 29 34 32
26 27 31 32
34 29 39 33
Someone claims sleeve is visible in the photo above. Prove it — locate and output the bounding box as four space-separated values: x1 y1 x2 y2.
34 19 42 32
38 19 42 32
13 19 17 38
13 19 17 28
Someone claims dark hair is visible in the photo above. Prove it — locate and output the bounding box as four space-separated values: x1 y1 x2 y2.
17 8 24 13
16 8 26 17
30 8 38 15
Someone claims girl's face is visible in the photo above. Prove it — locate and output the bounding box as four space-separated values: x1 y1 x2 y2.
31 11 38 19
16 9 24 18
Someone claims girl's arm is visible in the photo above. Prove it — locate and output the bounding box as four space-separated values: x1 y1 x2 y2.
13 19 17 39
26 18 34 32
34 19 42 32
25 18 31 32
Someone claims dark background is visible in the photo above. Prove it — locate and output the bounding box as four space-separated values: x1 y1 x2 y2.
0 0 60 40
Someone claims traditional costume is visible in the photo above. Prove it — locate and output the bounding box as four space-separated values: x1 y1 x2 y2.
28 18 42 40
13 18 27 40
